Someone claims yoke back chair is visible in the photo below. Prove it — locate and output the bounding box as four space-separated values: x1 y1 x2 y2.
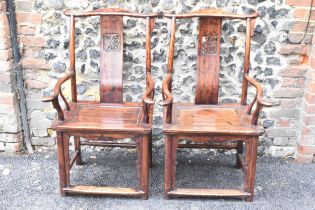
161 9 272 201
42 8 157 199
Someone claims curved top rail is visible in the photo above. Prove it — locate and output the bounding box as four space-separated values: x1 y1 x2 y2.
164 8 258 19
64 8 159 18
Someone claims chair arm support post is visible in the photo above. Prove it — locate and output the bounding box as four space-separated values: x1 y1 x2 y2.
160 73 173 124
41 71 74 121
52 97 64 121
142 73 155 124
244 74 272 125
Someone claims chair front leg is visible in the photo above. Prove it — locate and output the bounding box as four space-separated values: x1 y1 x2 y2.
63 134 71 188
149 131 153 168
56 132 66 196
164 135 177 199
244 137 258 202
138 135 150 199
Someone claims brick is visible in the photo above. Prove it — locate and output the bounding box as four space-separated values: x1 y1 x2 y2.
304 91 315 104
0 133 21 143
282 78 296 87
297 143 315 154
276 118 291 127
0 1 6 12
302 101 315 114
305 80 315 92
270 108 300 118
5 142 22 152
299 125 315 144
25 79 48 89
288 33 313 44
290 21 314 33
266 127 296 137
0 13 9 27
301 112 315 125
0 26 11 50
278 44 310 55
21 58 49 69
0 60 13 72
280 99 298 108
16 13 42 25
0 49 13 61
0 94 15 105
296 152 314 163
279 67 307 78
16 1 33 11
0 72 12 83
296 77 306 88
18 25 35 35
293 21 315 32
19 36 46 47
309 55 315 69
296 9 315 20
286 0 315 6
273 88 304 98
0 104 15 114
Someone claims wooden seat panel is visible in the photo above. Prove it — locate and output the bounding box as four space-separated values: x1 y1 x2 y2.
53 102 150 133
164 103 263 135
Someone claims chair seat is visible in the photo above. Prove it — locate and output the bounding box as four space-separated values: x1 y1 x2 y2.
52 102 151 134
163 103 263 136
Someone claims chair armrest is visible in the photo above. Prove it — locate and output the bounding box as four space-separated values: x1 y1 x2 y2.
245 74 272 107
142 73 155 105
41 71 74 121
41 71 74 103
160 73 173 106
244 74 272 125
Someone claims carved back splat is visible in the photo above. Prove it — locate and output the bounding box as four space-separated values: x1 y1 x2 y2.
100 16 124 103
195 17 222 104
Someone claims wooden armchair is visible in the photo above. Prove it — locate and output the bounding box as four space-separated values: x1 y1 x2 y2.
42 8 158 199
161 9 272 201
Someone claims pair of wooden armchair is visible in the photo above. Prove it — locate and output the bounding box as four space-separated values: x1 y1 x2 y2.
42 8 271 201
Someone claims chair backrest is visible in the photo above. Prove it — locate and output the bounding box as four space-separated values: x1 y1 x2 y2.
165 9 258 105
64 8 158 103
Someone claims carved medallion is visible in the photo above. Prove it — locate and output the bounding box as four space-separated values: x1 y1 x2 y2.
103 33 121 52
201 34 218 54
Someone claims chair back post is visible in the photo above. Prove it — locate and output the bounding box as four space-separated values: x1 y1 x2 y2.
241 17 253 105
165 16 176 124
143 16 153 124
69 15 77 102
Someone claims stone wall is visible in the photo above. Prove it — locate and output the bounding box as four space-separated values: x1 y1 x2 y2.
0 0 23 152
1 0 315 162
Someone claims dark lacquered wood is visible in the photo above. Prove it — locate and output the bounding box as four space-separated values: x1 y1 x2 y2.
161 9 271 201
42 8 156 199
164 103 263 135
164 8 258 19
64 8 159 18
100 16 123 103
195 17 221 104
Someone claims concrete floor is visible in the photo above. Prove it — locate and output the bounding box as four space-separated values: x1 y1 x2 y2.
0 148 314 210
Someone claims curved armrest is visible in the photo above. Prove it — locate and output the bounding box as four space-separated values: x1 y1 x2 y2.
160 73 173 106
245 74 272 107
41 71 74 102
142 73 155 105
41 71 74 121
244 74 272 125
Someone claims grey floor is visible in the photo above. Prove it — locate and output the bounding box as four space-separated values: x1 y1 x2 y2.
0 148 314 210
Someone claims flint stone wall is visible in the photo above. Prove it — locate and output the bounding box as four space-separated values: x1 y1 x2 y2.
2 0 313 160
